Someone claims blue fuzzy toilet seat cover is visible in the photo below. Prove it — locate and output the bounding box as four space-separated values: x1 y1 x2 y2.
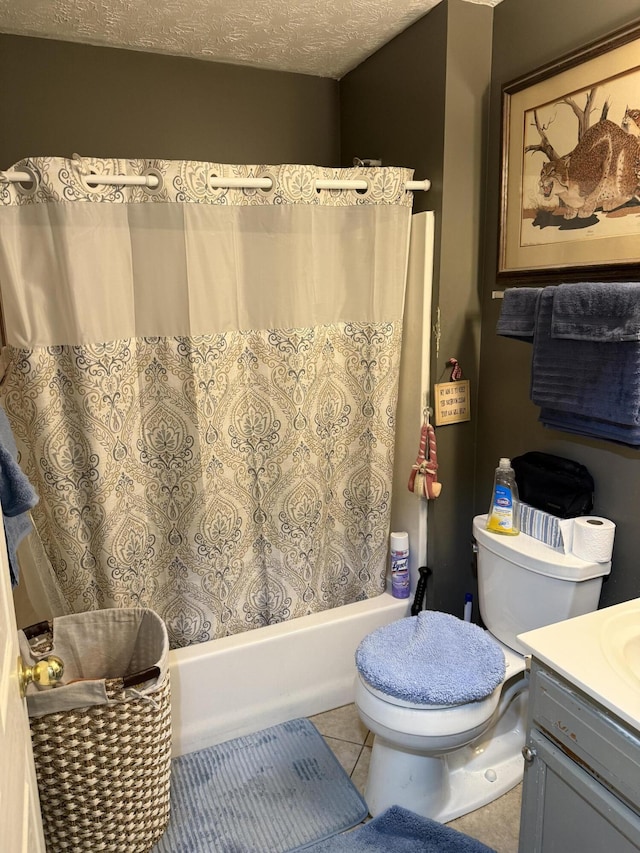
356 611 506 705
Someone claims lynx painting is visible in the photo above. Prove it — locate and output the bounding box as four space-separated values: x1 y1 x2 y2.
500 26 640 276
520 70 640 248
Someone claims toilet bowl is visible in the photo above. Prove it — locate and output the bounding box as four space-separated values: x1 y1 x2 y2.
355 614 528 822
354 513 612 823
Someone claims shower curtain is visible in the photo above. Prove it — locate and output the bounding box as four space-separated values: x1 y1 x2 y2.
0 157 414 647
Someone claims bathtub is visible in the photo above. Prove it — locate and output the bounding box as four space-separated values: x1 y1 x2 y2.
169 592 409 756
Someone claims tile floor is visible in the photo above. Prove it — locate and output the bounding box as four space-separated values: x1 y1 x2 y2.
309 703 522 853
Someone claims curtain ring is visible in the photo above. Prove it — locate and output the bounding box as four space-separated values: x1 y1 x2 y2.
72 153 90 177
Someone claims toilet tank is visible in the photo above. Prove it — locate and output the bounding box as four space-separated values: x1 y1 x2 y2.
473 514 611 655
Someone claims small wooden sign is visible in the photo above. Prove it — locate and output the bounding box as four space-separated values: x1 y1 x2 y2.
434 380 471 426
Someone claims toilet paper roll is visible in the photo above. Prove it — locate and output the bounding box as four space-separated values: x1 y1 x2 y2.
572 516 616 563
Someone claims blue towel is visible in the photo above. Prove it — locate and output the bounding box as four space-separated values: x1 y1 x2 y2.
496 287 542 341
551 282 640 341
531 288 640 429
539 407 640 446
355 611 505 706
0 406 38 587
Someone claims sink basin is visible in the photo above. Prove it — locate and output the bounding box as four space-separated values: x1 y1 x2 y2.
601 605 640 689
520 598 640 732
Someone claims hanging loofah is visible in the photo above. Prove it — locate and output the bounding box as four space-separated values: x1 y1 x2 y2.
408 416 441 500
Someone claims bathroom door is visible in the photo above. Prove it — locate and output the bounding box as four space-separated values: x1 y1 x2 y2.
0 511 46 851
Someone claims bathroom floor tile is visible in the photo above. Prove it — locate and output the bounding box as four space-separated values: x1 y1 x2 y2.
309 703 369 745
322 736 365 776
447 783 522 853
349 743 371 798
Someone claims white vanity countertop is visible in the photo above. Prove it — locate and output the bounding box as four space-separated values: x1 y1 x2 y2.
518 597 640 732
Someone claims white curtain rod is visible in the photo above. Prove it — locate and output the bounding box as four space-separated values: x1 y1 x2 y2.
1 170 430 193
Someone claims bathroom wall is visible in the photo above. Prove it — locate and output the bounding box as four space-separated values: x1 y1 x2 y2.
477 0 640 608
341 0 640 616
340 0 494 618
0 34 339 166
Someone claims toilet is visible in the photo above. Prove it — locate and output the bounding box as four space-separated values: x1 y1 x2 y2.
354 513 611 823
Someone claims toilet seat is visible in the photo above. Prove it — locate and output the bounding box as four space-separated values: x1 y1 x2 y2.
355 673 502 744
355 611 506 706
355 627 526 744
361 680 460 710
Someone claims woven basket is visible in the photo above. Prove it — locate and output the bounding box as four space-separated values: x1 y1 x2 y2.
21 609 172 853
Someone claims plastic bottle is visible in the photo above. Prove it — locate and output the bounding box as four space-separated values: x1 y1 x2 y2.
486 457 520 535
463 592 473 622
390 531 410 599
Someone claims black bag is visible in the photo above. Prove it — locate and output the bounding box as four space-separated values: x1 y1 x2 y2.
511 452 594 519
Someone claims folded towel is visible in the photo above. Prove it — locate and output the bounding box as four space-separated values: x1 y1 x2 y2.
540 407 640 447
355 611 505 706
496 287 542 341
0 406 38 587
551 282 640 341
531 288 640 428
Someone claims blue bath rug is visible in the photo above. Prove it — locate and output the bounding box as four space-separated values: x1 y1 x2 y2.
152 717 368 853
302 805 496 853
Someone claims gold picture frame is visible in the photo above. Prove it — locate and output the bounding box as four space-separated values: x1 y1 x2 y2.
498 21 640 281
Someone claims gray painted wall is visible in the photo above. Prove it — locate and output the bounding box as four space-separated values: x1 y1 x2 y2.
478 0 640 609
0 35 340 166
340 0 493 618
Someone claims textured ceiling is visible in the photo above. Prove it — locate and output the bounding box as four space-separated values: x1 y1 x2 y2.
0 0 502 79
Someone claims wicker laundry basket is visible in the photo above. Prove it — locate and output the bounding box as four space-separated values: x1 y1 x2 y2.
19 608 172 853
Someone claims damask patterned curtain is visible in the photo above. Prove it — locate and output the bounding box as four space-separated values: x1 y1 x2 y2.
0 157 413 647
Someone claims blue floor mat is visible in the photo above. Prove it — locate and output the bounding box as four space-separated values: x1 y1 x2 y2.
302 805 496 852
152 717 369 853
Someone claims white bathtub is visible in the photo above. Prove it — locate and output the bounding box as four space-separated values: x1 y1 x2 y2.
168 592 409 756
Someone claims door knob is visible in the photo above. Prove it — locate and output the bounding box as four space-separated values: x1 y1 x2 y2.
18 655 64 698
522 745 537 763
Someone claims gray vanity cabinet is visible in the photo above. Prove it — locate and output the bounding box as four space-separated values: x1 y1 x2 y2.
519 660 640 852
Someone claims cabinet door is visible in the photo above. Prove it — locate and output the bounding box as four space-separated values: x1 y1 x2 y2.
519 730 640 853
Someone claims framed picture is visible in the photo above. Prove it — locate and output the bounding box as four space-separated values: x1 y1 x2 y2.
498 21 640 281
